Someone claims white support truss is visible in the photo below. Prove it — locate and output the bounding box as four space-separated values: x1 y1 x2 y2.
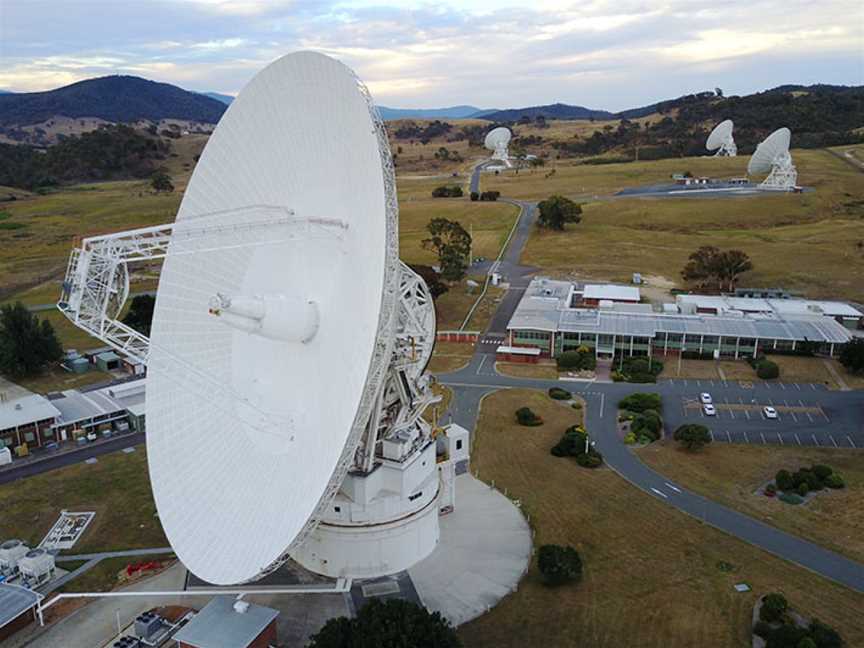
759 152 798 190
714 137 737 157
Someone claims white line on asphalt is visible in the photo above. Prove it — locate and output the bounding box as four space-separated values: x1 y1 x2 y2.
650 487 668 499
683 379 688 386
780 383 786 390
665 483 682 493
696 379 701 386
777 433 784 445
764 382 771 389
794 433 802 446
848 436 856 448
794 384 801 391
812 434 819 447
476 355 487 375
806 411 813 423
726 399 735 419
726 430 732 443
708 429 715 441
760 432 766 444
599 393 605 418
821 409 830 423
743 431 749 444
790 411 798 422
830 435 838 448
810 384 816 391
768 397 774 405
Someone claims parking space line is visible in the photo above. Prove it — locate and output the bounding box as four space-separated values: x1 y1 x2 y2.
812 434 819 447
708 429 714 441
848 436 856 448
821 409 830 423
696 379 701 387
810 384 816 391
794 383 801 391
760 432 766 445
779 383 786 390
650 487 668 499
777 433 784 445
726 399 735 419
830 435 838 448
726 430 732 443
743 431 750 444
744 409 750 420
794 433 802 446
683 379 688 387
790 411 798 422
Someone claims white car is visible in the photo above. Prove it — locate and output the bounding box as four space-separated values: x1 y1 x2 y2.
703 404 716 416
763 406 778 419
700 393 712 405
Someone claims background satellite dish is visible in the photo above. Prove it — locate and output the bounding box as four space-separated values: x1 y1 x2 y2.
145 52 399 585
747 127 797 190
706 119 736 156
484 127 512 164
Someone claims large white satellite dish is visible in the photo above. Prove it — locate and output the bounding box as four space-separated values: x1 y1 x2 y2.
484 127 512 165
706 119 736 156
747 127 797 190
58 51 455 586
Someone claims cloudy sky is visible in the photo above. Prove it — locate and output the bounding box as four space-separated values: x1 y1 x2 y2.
0 0 861 110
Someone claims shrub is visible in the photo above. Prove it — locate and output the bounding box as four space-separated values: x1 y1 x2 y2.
778 493 803 505
793 469 823 491
431 185 463 198
797 482 810 497
571 402 582 410
775 469 794 491
469 191 479 201
759 592 789 623
811 464 833 480
631 409 662 440
551 426 588 457
765 483 777 496
797 638 817 648
618 392 662 414
516 407 543 426
611 370 625 382
673 424 712 451
548 387 572 400
757 360 780 379
479 190 500 201
576 450 603 468
638 434 652 445
557 348 594 371
537 544 583 586
808 619 843 648
824 473 845 489
623 432 636 444
753 621 774 639
765 624 808 648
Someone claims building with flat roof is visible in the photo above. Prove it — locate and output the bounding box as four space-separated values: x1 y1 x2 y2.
173 597 278 648
50 378 146 440
0 583 43 643
507 278 854 360
0 393 61 451
676 294 863 328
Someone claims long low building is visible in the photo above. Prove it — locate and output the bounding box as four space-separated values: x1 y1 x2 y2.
507 278 854 359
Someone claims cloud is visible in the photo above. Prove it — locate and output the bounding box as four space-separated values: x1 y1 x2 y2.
0 0 860 108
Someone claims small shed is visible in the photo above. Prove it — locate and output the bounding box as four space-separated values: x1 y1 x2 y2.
173 597 279 648
95 351 121 372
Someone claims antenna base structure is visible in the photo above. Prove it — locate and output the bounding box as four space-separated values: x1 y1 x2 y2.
759 152 797 190
713 139 737 157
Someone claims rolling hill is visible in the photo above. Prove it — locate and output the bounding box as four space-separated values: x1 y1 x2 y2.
378 105 492 121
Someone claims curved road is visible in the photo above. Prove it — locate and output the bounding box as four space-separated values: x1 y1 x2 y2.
441 162 864 593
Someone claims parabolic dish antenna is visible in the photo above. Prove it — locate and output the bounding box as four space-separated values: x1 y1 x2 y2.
706 119 736 156
484 126 512 164
747 127 797 190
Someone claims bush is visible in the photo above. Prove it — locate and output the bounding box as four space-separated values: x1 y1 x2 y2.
824 473 845 489
778 493 803 505
631 409 662 441
469 191 479 201
516 407 543 426
765 483 777 496
557 348 595 371
797 638 817 648
775 469 794 491
576 450 603 468
765 624 808 648
479 190 500 201
797 481 810 497
571 402 582 410
759 592 789 623
431 185 463 198
537 544 582 586
548 387 572 400
811 464 833 480
757 360 780 379
618 392 662 414
808 619 843 648
673 424 712 451
551 426 587 457
623 432 636 444
753 621 774 639
615 356 663 383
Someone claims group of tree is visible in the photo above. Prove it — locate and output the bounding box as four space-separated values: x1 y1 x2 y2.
550 424 603 467
557 346 595 372
753 592 843 648
619 392 664 444
431 185 463 198
309 599 461 648
0 124 171 190
681 246 753 291
611 356 663 383
433 146 462 162
407 264 449 299
748 354 780 379
537 544 583 586
469 190 500 202
839 337 864 374
150 172 174 193
774 464 845 495
392 120 453 143
0 302 63 376
673 424 712 451
422 218 472 281
536 195 582 230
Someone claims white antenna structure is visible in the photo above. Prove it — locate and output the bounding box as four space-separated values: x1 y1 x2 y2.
57 52 461 586
484 127 512 167
747 127 797 190
706 119 736 157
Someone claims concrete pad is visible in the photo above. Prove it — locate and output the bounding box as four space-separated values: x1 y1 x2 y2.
408 474 531 627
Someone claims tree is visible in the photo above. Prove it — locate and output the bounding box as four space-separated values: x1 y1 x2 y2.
422 218 472 281
681 246 752 290
308 598 461 648
715 249 753 290
407 264 449 299
673 424 712 451
618 392 662 413
839 337 864 374
537 544 583 586
150 171 174 193
757 359 780 379
537 195 582 230
759 592 789 623
122 294 156 336
0 302 63 376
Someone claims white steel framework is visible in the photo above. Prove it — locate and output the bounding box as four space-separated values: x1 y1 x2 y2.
714 137 737 157
759 151 798 190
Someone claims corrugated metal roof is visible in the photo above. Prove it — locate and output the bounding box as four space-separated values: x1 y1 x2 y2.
583 284 640 301
0 583 40 628
0 395 60 431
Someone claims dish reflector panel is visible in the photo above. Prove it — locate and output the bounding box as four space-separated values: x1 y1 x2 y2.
146 52 398 585
484 127 511 151
706 119 733 150
748 127 791 174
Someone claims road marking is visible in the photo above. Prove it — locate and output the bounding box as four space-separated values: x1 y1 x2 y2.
794 383 801 391
780 383 786 390
696 379 701 386
821 409 830 423
764 382 771 390
812 434 819 447
830 435 838 448
743 431 749 444
790 411 798 422
810 384 816 391
777 433 784 445
476 355 487 375
794 433 802 446
599 393 605 419
665 483 682 493
650 487 668 499
708 429 715 441
726 430 732 443
683 379 688 387
848 436 856 448
760 432 766 445
768 397 774 405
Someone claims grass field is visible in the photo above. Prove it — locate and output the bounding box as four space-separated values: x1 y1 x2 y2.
60 554 175 594
492 149 864 301
427 341 473 374
0 446 167 553
495 361 559 379
457 389 864 648
638 441 864 564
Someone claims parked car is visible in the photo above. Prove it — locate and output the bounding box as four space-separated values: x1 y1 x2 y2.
703 404 716 416
700 393 712 405
86 431 97 442
763 406 778 419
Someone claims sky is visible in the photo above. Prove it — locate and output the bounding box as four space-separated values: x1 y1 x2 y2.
0 0 862 111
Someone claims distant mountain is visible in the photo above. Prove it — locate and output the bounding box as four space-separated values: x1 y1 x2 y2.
0 76 227 127
201 91 234 105
378 105 492 121
479 103 615 122
0 90 13 95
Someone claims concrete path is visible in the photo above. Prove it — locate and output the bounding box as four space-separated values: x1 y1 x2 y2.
824 358 851 390
408 474 532 627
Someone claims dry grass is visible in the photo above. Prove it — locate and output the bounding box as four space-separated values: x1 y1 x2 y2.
15 365 112 394
717 360 758 382
495 361 559 379
428 341 473 374
832 361 864 389
507 150 864 300
767 356 839 388
458 389 864 648
659 358 722 380
0 446 167 553
638 441 864 564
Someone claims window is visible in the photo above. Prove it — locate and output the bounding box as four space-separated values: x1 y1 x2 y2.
456 439 463 450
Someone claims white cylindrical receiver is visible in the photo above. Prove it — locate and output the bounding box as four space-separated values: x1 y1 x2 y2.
209 293 319 343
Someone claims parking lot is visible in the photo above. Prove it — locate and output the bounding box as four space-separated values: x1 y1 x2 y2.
661 381 864 449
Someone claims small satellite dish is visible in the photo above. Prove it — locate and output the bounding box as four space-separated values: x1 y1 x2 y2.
706 119 736 156
484 127 512 165
747 127 797 190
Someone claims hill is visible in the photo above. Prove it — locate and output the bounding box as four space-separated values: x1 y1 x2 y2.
378 105 491 121
0 76 227 127
480 102 614 122
201 92 234 105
